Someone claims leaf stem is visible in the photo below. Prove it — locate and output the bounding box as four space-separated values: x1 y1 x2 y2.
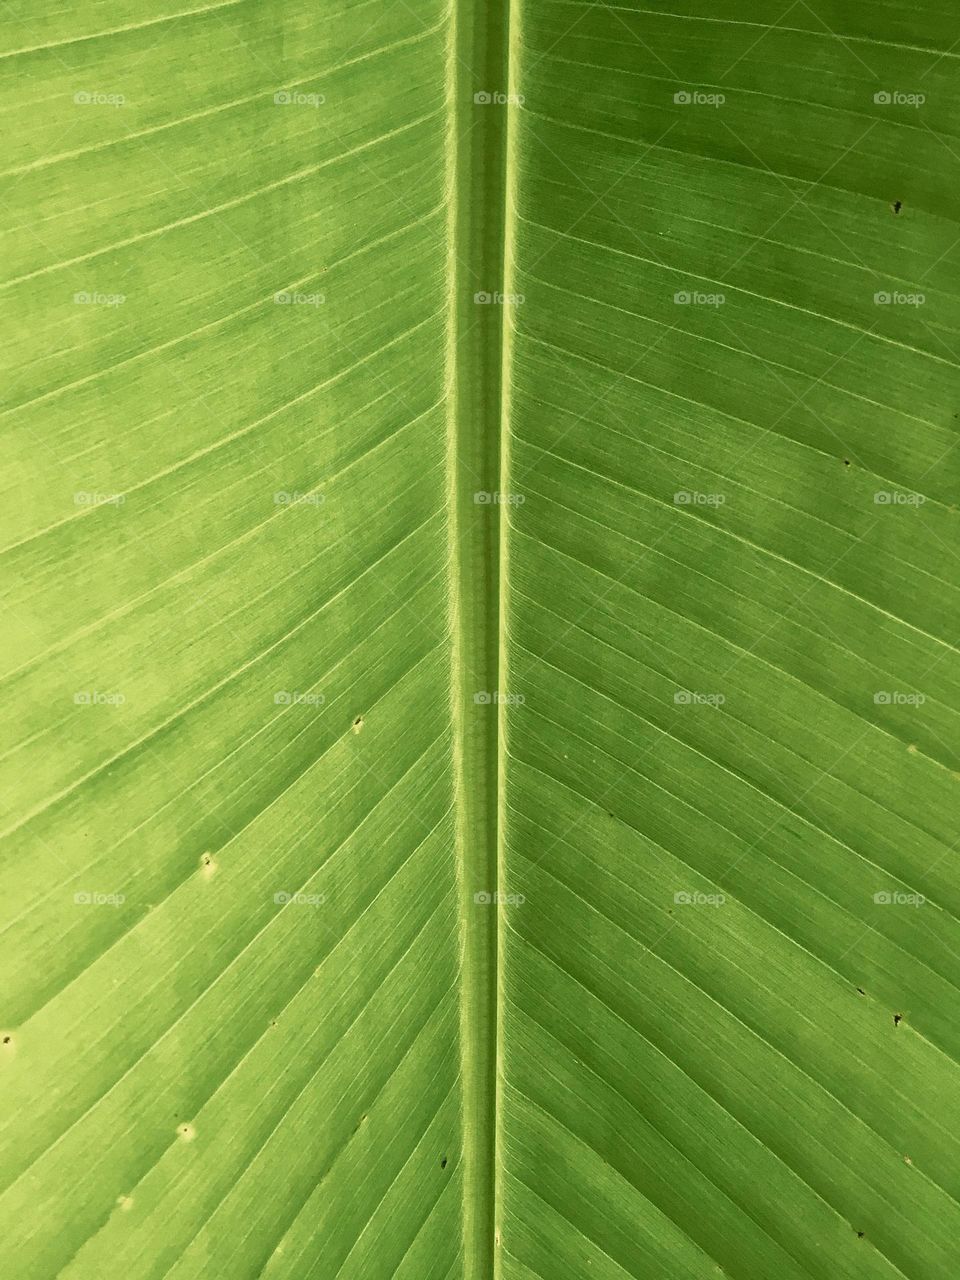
444 0 514 1273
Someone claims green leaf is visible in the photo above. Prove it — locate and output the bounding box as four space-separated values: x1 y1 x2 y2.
2 1 959 1278
499 4 960 1278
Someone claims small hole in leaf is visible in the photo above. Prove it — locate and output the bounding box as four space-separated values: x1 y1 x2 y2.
892 200 902 214
440 1156 448 1169
893 1013 903 1026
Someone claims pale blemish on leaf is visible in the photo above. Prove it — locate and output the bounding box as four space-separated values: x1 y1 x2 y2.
352 715 364 734
177 1123 197 1143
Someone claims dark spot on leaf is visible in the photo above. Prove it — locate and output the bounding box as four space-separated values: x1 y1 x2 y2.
2 1035 10 1044
894 1013 902 1026
352 716 364 734
842 458 851 467
857 1230 865 1239
892 200 902 214
856 987 865 996
441 1156 448 1169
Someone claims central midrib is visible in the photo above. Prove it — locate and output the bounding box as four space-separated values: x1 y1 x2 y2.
445 0 516 1274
